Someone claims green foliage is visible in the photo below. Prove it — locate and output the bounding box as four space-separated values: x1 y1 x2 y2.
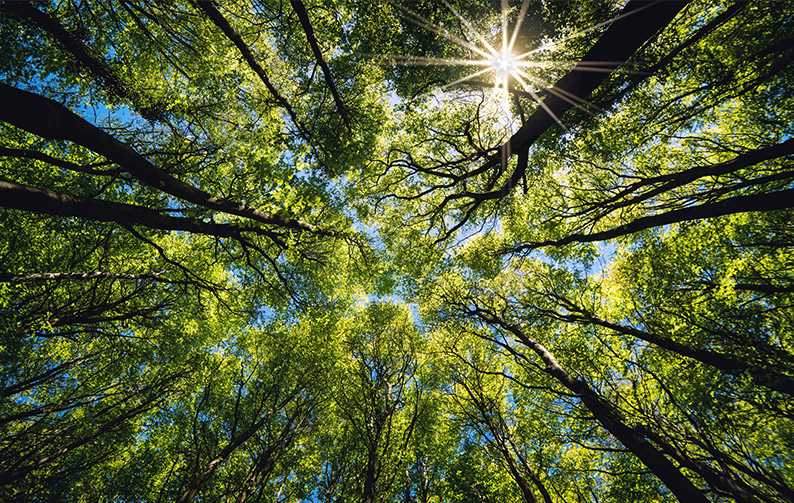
1 0 792 501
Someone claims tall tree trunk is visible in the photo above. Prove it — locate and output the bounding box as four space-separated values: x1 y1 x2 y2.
0 1 164 121
190 0 308 137
362 444 378 503
473 309 709 503
491 0 690 199
514 188 794 251
288 0 349 124
559 303 794 396
500 448 538 503
0 178 273 242
578 138 794 218
0 83 321 235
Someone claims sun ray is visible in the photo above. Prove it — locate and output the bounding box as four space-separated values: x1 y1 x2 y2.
386 0 637 132
541 83 605 115
388 0 493 59
513 2 654 60
386 55 491 67
511 72 567 130
441 0 499 56
437 67 494 92
508 0 531 53
500 0 509 57
515 70 599 117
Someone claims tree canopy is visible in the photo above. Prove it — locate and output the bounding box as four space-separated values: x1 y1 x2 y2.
1 0 792 501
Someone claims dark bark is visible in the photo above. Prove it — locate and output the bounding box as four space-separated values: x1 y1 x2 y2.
637 426 774 503
0 370 180 486
504 456 538 503
0 1 165 122
456 377 550 503
234 407 309 503
565 307 794 396
362 445 378 503
471 309 709 503
0 178 278 243
485 0 691 201
513 445 553 503
0 352 101 398
0 83 324 236
178 416 268 503
177 388 308 503
419 1 691 238
569 138 794 220
191 0 308 137
603 2 748 107
289 0 349 124
512 188 794 251
0 146 120 175
0 271 169 283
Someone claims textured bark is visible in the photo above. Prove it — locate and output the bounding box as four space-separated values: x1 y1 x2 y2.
473 310 709 503
576 138 794 217
0 271 168 283
0 83 324 236
0 146 119 175
289 0 349 124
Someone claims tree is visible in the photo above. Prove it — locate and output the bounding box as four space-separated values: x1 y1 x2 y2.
1 0 793 501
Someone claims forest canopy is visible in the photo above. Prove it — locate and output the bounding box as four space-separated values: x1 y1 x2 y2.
1 0 792 501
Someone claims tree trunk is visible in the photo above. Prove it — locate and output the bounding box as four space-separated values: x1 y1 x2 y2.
362 445 378 503
288 0 348 123
0 83 320 235
191 0 307 136
493 0 690 196
0 178 268 241
515 188 794 251
0 1 164 121
475 310 709 503
568 308 794 396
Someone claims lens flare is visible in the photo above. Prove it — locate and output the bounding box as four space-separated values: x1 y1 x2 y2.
491 50 517 88
386 0 637 129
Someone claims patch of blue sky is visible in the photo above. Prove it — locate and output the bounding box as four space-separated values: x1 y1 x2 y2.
254 304 278 327
353 219 386 252
386 89 402 107
588 241 617 278
448 214 502 252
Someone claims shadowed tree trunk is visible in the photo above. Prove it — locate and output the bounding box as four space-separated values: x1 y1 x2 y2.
0 83 323 236
512 188 794 252
467 307 709 503
0 0 165 121
0 178 279 243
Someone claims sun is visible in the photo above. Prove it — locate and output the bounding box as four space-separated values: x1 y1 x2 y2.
490 50 518 88
387 0 583 128
387 0 537 100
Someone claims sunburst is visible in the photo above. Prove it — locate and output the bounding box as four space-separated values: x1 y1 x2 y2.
491 49 519 91
385 0 639 131
384 0 547 131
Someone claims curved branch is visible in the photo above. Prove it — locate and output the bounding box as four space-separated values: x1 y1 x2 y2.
289 0 349 125
510 188 794 252
0 83 327 236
